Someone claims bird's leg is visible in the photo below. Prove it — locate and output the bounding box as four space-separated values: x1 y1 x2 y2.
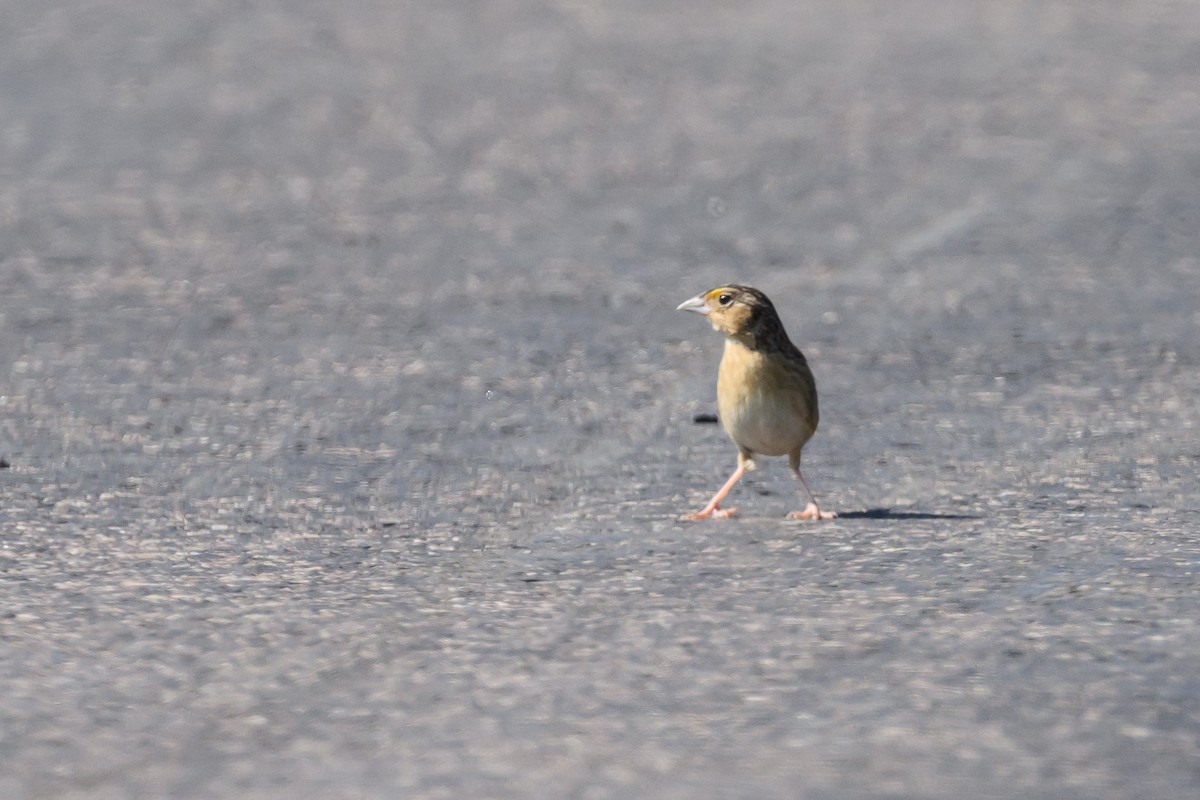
683 456 751 520
786 450 836 520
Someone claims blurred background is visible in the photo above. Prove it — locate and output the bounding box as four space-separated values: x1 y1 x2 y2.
2 2 1199 798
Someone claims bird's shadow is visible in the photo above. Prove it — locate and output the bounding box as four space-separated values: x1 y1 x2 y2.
835 507 982 521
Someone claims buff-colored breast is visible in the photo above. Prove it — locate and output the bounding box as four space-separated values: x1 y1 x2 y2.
716 338 818 457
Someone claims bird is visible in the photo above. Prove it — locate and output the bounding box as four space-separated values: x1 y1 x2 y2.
677 284 836 520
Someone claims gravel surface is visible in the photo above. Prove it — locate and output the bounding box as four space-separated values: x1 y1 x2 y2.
3 2 1200 798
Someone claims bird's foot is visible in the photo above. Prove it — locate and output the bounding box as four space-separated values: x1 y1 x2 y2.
681 505 738 521
786 502 837 521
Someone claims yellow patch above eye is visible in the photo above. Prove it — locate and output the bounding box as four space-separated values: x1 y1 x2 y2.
706 287 735 302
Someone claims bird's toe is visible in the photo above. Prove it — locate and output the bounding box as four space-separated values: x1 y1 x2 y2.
786 502 836 521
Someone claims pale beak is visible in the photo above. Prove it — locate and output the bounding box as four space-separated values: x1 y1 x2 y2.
676 294 710 315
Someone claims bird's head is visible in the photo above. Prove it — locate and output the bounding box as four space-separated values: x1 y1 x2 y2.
676 284 783 345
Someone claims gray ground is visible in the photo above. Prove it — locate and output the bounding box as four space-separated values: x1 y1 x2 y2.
3 1 1200 798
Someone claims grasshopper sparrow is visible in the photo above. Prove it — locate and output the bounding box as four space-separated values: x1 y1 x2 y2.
677 284 836 520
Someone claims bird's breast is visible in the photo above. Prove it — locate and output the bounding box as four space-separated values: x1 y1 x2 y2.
716 341 816 457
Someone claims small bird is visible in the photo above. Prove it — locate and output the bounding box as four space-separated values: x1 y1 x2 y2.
677 284 835 520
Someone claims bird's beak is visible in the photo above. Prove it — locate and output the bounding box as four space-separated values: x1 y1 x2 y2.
676 294 710 315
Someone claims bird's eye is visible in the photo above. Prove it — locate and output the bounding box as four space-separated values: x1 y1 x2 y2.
717 293 733 306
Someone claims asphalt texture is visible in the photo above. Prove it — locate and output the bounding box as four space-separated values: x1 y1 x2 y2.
3 2 1200 798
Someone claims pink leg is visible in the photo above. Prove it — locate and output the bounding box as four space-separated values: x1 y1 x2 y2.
683 461 748 520
786 452 836 520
